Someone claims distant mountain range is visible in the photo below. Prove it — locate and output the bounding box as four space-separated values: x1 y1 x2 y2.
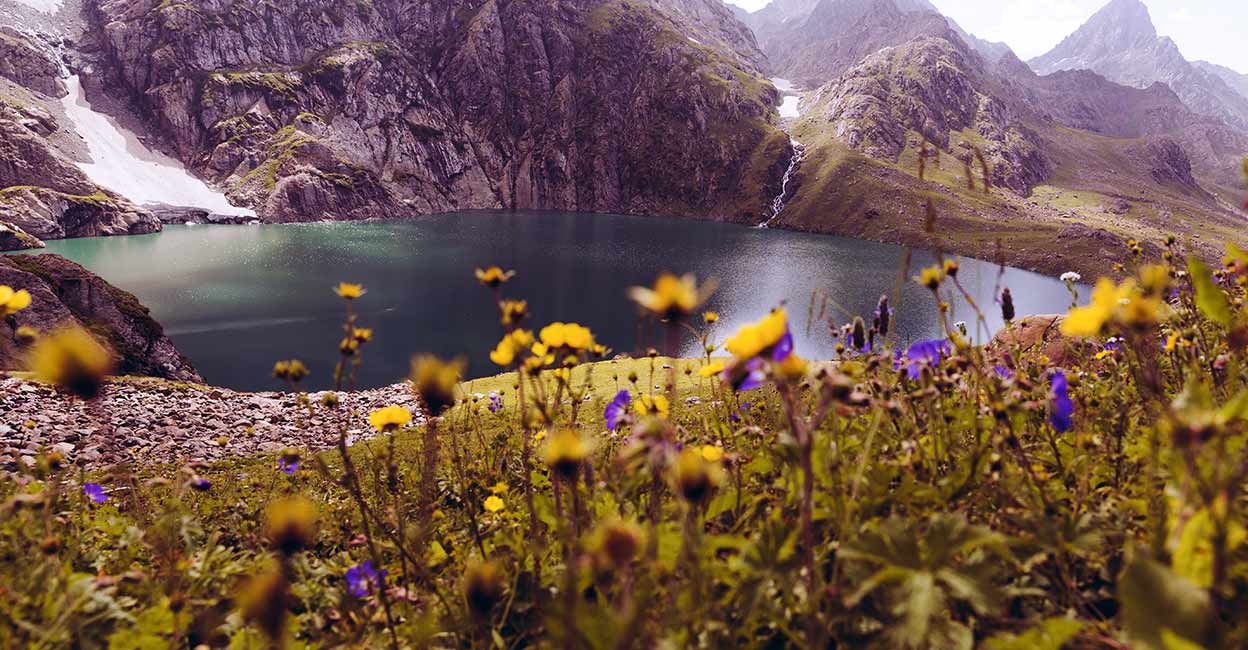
0 0 1244 277
1029 0 1248 131
732 0 1248 274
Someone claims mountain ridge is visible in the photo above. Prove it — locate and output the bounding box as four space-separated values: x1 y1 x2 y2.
1029 0 1248 132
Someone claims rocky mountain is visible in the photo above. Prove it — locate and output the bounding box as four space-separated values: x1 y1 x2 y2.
647 0 767 71
742 0 1012 82
70 0 788 225
1030 0 1248 131
0 27 159 248
0 253 201 381
802 36 1050 194
1195 61 1248 103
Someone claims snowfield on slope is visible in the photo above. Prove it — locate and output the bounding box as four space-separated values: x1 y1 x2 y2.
60 76 256 218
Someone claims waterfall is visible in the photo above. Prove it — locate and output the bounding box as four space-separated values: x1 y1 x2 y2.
757 79 805 228
58 75 256 218
758 139 805 229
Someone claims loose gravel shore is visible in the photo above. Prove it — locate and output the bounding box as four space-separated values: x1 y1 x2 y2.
0 375 424 473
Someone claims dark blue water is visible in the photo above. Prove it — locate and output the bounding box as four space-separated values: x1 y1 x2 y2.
20 211 1081 390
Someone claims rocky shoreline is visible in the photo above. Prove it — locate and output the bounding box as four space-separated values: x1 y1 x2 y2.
0 375 424 474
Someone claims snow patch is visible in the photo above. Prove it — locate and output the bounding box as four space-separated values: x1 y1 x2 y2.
10 0 62 13
778 96 800 119
60 76 255 218
771 78 802 118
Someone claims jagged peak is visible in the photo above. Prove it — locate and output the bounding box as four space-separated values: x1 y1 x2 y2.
1078 0 1157 43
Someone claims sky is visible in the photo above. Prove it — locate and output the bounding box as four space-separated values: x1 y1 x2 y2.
724 0 1247 72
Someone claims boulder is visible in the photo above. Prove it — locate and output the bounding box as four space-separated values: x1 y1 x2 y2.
989 314 1090 368
0 254 201 382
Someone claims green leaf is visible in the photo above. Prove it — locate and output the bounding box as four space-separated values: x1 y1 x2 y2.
1172 508 1247 589
896 572 942 648
427 540 448 566
108 601 174 650
1119 549 1212 650
1188 259 1232 327
982 617 1085 650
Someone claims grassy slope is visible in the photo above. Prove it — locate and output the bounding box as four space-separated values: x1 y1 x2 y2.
775 116 1248 280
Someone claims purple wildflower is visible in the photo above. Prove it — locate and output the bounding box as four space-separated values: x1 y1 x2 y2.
901 339 951 380
488 391 503 414
279 457 299 475
83 483 107 504
772 329 794 362
604 390 631 431
189 477 212 492
346 560 386 597
993 365 1013 380
736 358 767 391
1049 370 1074 433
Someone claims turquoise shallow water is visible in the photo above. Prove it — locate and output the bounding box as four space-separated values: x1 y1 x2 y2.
18 210 1082 390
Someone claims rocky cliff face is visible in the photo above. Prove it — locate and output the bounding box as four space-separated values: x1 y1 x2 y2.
0 28 158 247
1029 0 1248 131
0 253 201 382
803 37 1050 194
0 26 65 96
80 0 788 225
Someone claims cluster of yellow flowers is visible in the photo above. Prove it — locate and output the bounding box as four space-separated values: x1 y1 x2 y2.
538 322 594 350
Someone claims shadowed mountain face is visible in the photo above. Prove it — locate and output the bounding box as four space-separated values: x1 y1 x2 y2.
75 0 790 225
1029 0 1248 131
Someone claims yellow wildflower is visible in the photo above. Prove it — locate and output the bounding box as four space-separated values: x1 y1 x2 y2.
368 405 413 432
703 311 719 324
673 449 723 504
482 495 505 513
273 359 309 382
333 282 364 299
499 299 528 326
0 285 32 316
633 394 670 418
699 360 725 377
699 445 725 463
29 327 114 400
725 309 787 360
474 266 515 288
627 273 714 319
777 353 808 379
410 355 464 415
489 329 534 367
539 322 594 351
265 496 317 555
1058 278 1138 336
916 266 944 290
14 325 38 345
543 429 590 480
489 481 509 494
533 429 548 443
352 328 373 343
